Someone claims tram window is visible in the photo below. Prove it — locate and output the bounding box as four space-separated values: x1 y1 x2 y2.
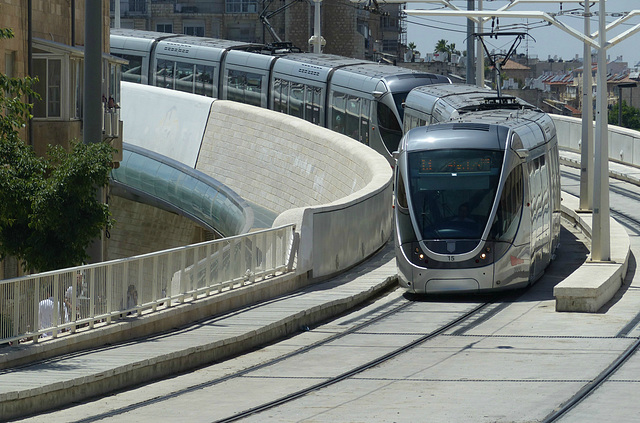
245 72 263 106
550 146 561 209
156 59 174 89
290 82 304 118
278 79 289 113
304 85 314 123
195 65 215 97
377 102 402 153
361 98 370 145
396 170 408 209
273 79 281 111
303 85 322 125
313 87 322 125
175 61 194 93
119 54 143 83
227 69 263 106
408 149 503 240
346 96 361 140
331 92 347 134
491 167 524 243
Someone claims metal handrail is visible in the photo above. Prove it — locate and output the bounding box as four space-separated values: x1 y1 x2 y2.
0 225 296 345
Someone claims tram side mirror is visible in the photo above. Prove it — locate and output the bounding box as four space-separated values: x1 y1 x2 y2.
515 149 529 160
372 91 385 99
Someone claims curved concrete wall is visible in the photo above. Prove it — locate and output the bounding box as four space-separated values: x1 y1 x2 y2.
120 83 393 281
121 82 213 168
552 114 640 167
196 100 393 278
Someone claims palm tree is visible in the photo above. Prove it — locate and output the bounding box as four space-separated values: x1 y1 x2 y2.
408 42 417 62
447 42 460 56
434 39 448 55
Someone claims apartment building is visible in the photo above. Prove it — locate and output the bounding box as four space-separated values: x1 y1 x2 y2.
110 0 407 61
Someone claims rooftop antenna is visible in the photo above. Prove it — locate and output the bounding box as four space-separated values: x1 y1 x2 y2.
474 29 534 97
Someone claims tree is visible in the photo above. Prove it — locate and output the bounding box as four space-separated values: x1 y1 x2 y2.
608 101 640 131
434 39 460 61
0 28 115 272
434 39 448 55
447 42 460 57
407 42 417 62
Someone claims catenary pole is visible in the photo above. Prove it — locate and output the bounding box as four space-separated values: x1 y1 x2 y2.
313 0 322 53
476 0 484 87
579 0 594 211
466 0 475 84
592 0 610 261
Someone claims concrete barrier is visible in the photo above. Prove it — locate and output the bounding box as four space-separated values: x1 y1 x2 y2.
197 100 393 279
552 114 640 168
555 192 630 312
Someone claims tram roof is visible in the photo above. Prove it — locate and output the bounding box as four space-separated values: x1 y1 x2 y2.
403 107 553 153
405 83 533 114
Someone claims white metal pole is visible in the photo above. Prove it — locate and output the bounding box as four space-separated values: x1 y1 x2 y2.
592 0 610 261
115 0 121 29
314 0 322 53
466 0 475 84
476 0 483 87
579 0 594 211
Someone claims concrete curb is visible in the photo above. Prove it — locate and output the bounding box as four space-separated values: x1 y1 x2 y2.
555 190 631 312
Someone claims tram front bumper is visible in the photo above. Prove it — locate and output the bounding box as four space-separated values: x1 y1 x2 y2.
407 264 495 294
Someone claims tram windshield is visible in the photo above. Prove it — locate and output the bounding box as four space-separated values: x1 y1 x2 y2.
407 149 503 240
392 91 409 122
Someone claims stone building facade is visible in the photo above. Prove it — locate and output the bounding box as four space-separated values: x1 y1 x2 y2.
1 1 117 156
111 0 405 61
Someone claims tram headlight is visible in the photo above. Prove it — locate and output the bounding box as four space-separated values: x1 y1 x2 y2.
475 244 494 264
410 243 429 267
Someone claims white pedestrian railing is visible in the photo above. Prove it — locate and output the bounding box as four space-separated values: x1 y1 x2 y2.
0 224 296 345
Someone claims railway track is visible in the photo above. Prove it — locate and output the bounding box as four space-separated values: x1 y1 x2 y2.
538 168 640 421
214 300 494 423
61 293 506 423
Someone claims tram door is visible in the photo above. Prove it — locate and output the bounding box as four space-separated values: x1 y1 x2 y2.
528 155 551 279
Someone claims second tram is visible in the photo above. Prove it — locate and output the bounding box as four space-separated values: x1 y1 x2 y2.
110 29 451 162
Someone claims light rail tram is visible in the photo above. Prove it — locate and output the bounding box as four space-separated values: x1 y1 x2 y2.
394 84 561 293
110 29 451 162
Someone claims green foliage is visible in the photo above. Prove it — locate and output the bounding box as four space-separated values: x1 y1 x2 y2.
434 39 448 54
608 101 640 131
0 28 114 272
434 39 460 59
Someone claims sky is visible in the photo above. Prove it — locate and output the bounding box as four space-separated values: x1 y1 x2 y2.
405 0 640 67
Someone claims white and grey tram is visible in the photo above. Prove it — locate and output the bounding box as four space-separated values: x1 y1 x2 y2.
110 29 451 161
394 85 561 293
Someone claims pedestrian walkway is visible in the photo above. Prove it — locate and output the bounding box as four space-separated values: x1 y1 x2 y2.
0 243 397 420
